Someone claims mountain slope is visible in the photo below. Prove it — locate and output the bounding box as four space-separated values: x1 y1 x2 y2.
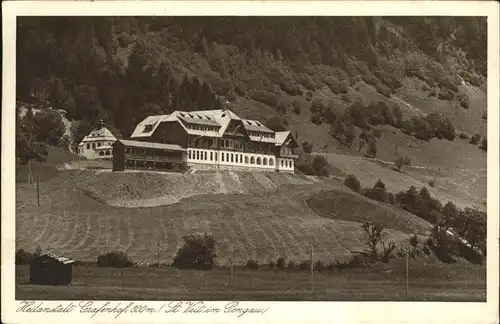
16 17 486 158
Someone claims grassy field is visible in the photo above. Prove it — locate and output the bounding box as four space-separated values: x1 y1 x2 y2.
16 169 431 266
15 260 486 301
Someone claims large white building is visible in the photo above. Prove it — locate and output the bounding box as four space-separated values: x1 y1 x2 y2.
77 121 117 160
122 109 298 173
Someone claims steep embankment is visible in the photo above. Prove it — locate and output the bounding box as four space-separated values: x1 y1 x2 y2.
16 170 431 266
81 170 320 207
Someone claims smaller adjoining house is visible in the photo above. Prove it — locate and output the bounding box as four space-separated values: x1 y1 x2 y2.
30 254 75 285
112 139 187 172
274 131 299 172
77 120 117 160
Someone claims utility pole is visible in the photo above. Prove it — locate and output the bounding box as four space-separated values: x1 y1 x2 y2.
105 213 108 244
310 245 314 293
230 244 234 287
36 176 40 207
405 250 409 298
28 159 32 191
63 188 66 218
157 238 160 268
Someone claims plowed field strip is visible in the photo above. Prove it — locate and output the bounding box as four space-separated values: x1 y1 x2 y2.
229 211 257 260
244 214 278 262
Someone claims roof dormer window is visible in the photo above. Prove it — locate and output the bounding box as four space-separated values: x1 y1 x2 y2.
143 124 153 133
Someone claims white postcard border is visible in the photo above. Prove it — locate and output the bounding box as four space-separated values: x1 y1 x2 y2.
2 1 499 324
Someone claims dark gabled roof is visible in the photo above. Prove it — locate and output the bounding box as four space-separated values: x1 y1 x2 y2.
36 254 75 264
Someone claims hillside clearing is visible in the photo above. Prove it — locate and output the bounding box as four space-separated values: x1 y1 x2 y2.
325 152 486 211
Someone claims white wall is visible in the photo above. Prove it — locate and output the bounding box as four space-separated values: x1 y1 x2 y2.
78 140 114 160
186 148 294 173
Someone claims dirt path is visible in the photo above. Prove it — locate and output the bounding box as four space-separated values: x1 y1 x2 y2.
391 95 425 116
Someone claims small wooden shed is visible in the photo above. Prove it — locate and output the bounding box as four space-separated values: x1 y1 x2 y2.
30 254 75 285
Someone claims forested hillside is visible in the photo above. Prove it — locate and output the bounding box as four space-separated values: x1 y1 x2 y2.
16 16 487 162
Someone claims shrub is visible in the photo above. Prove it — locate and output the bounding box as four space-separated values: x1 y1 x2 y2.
248 90 281 107
375 81 392 97
97 251 134 268
309 99 325 114
299 261 311 271
381 241 396 262
394 156 405 171
286 261 297 271
292 100 301 115
15 246 41 265
306 91 313 101
341 94 351 103
276 257 286 270
338 80 349 93
410 234 419 248
437 76 459 93
310 112 323 125
365 139 377 158
427 225 458 263
302 142 313 154
268 260 276 270
403 156 411 167
438 89 454 101
324 75 340 93
312 155 330 177
297 73 317 91
480 137 487 151
469 133 481 145
457 242 484 264
394 155 411 171
344 174 361 193
459 132 469 139
424 113 456 141
295 162 315 176
372 128 382 139
235 83 246 96
276 101 287 113
227 91 237 102
246 259 259 270
172 233 216 270
314 260 325 272
334 254 371 270
266 116 288 132
323 105 338 124
463 72 482 87
459 96 469 109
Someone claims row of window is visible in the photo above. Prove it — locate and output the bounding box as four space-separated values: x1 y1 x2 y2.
280 159 293 168
188 150 278 166
125 147 179 158
189 137 273 153
187 124 218 132
83 142 114 150
248 131 274 139
281 147 293 155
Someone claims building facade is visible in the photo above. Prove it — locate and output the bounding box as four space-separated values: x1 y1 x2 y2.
112 139 186 172
77 121 117 160
125 109 298 173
